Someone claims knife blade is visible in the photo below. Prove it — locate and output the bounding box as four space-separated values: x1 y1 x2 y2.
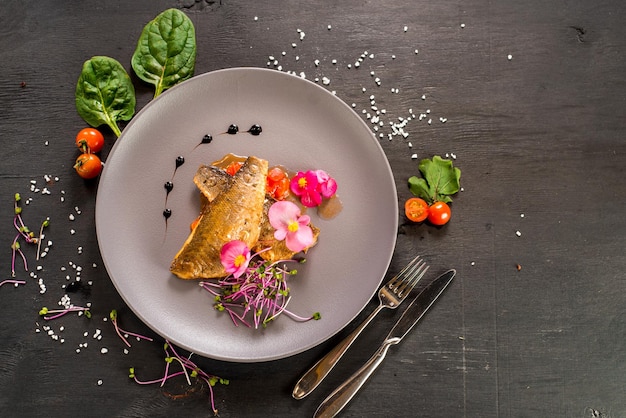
313 269 456 418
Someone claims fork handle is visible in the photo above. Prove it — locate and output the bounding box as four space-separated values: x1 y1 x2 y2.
313 340 393 418
292 304 384 399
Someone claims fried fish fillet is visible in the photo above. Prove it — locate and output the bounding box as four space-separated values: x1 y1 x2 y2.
170 156 269 279
190 160 319 264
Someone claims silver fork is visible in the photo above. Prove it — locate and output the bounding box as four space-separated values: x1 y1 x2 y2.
292 255 428 400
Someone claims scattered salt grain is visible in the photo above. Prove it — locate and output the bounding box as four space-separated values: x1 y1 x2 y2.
411 154 418 159
69 214 75 221
97 380 103 386
100 347 108 354
403 26 408 32
461 23 466 28
507 54 513 60
515 230 522 237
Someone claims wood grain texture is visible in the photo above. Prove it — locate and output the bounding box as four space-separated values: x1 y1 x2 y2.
1 0 625 417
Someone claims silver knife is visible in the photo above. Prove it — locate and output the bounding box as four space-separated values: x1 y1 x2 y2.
313 269 456 418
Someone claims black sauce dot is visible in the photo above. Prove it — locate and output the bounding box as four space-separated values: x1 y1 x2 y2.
227 124 239 135
175 156 185 168
163 209 172 219
248 124 263 136
164 181 174 193
201 134 213 144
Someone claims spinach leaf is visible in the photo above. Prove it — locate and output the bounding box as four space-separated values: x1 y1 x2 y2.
75 56 136 137
408 156 461 203
131 8 196 98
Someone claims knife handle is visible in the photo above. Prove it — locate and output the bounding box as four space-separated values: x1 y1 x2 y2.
313 338 398 418
292 304 384 399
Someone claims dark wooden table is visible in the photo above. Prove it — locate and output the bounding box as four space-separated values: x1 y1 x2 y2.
2 1 625 417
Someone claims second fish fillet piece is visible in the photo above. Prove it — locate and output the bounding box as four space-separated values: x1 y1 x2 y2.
170 156 269 279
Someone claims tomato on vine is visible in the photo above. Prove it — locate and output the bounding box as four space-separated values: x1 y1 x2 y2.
76 128 104 153
427 201 451 225
404 198 429 222
74 153 102 179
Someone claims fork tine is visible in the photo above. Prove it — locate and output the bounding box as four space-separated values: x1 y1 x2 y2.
387 255 423 290
396 263 428 297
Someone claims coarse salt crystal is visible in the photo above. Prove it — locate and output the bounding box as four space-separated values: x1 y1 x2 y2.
515 231 522 237
100 347 108 354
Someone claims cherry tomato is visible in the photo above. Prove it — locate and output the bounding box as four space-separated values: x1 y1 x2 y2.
427 201 451 225
266 167 290 200
225 161 243 176
404 197 429 222
76 128 104 153
74 153 102 179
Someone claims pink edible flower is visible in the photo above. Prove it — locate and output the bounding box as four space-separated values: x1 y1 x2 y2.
290 171 322 207
268 201 314 253
314 169 338 198
220 240 251 278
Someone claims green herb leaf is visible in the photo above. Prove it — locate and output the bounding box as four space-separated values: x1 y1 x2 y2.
408 155 461 203
75 56 136 137
131 8 196 98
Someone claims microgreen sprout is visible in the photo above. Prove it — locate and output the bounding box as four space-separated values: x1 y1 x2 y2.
11 192 45 276
39 305 91 320
109 309 153 347
129 340 228 415
200 251 320 329
0 279 26 288
36 218 50 260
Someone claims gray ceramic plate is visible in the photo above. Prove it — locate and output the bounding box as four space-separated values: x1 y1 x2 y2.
96 68 398 362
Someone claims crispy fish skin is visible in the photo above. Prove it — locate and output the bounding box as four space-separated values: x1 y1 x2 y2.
170 156 269 279
193 165 231 202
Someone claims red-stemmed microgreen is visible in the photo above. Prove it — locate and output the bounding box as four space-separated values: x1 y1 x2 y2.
129 341 228 416
11 193 49 276
0 279 26 288
11 237 28 277
200 250 321 329
109 309 153 347
39 305 91 320
36 218 50 260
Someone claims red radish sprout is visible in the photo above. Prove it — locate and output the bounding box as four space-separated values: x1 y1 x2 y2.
129 341 228 416
200 253 320 328
109 309 153 347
